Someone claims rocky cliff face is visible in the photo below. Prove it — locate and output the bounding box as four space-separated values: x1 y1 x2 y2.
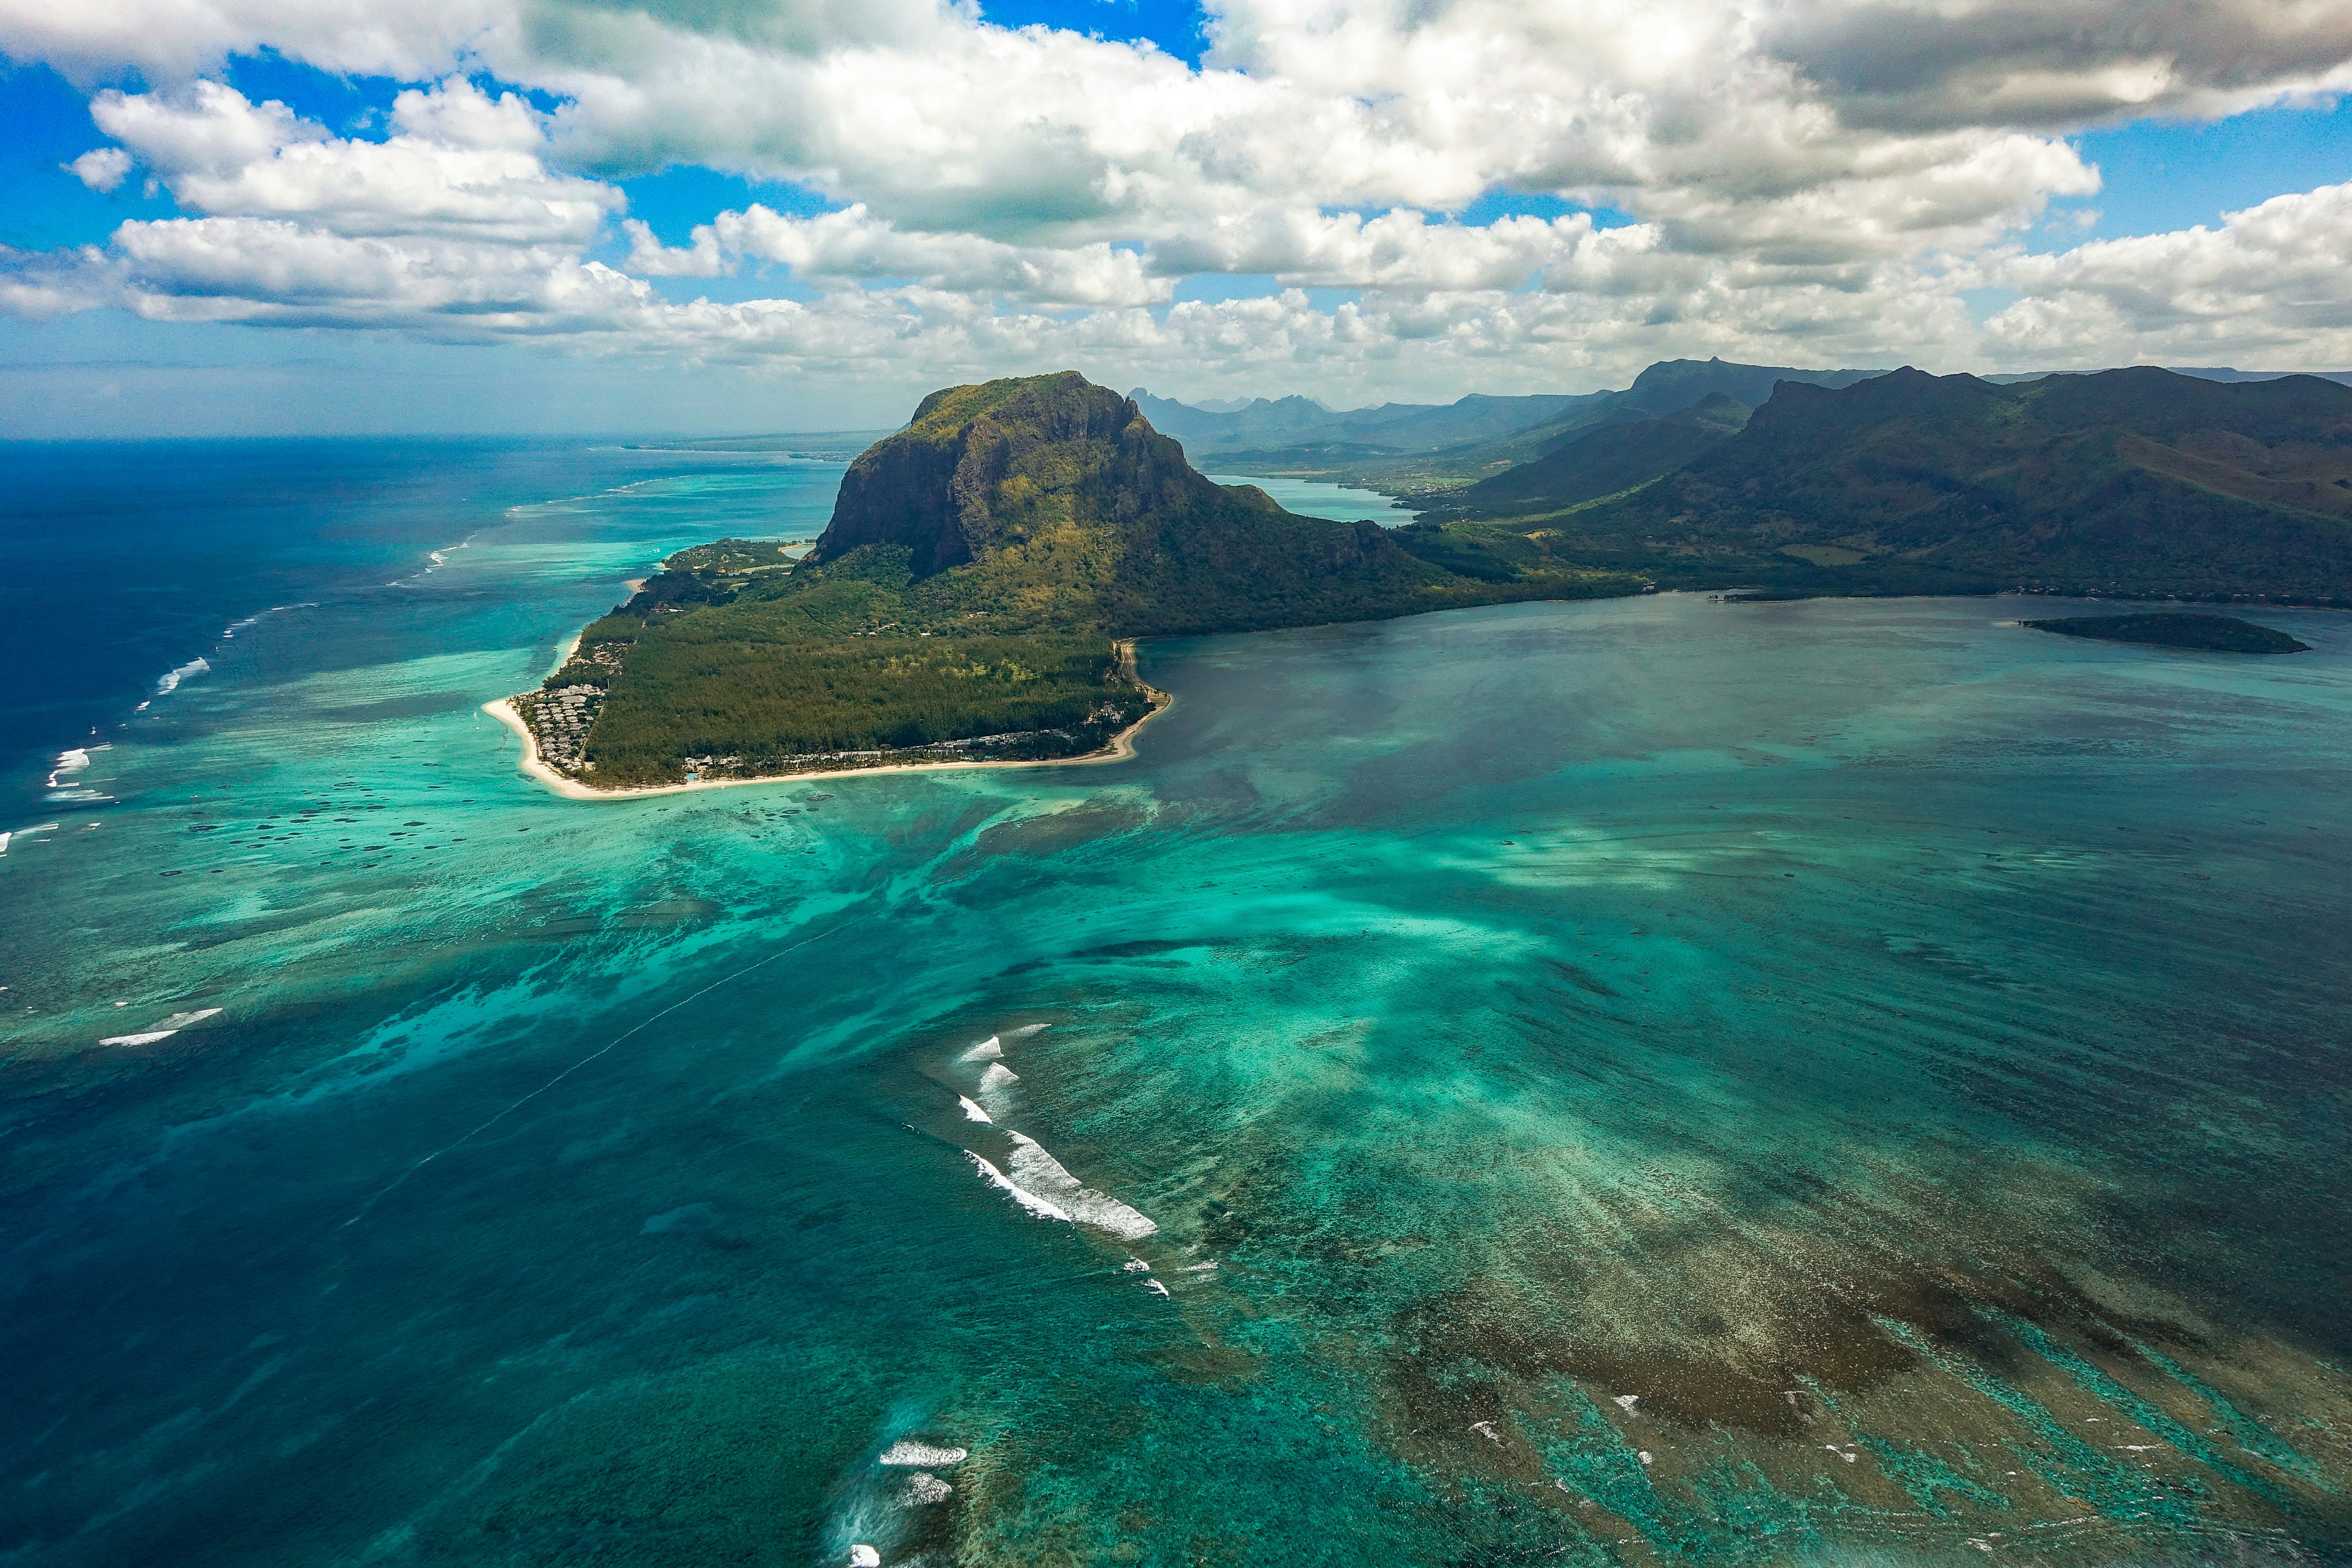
805 371 1484 634
812 373 1197 576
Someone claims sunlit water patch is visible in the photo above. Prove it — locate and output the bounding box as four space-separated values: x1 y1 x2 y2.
1207 472 1417 524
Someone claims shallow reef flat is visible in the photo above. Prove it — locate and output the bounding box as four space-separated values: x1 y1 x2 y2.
3 582 2348 1566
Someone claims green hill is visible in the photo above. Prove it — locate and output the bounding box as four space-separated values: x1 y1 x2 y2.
509 373 1643 787
1503 366 2352 601
1441 392 1751 516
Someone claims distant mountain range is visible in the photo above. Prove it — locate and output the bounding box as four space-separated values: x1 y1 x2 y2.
1135 360 2352 498
1126 386 1612 459
1412 365 2352 603
1132 358 1890 492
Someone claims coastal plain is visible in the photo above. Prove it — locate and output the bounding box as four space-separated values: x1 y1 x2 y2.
2 440 2349 1566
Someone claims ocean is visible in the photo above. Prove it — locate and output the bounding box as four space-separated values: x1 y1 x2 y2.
1 439 2347 1565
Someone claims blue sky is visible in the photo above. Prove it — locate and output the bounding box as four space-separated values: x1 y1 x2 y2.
3 0 2350 435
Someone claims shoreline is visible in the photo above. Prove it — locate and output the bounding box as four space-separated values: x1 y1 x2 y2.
486 637 1171 802
545 579 643 680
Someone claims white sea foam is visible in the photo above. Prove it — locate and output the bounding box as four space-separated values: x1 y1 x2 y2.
1011 1023 1049 1037
221 602 315 639
1613 1395 1640 1411
1004 1131 1158 1240
898 1473 952 1507
976 1062 1019 1092
848 1547 880 1568
965 1151 1072 1223
98 1008 219 1048
959 1036 1003 1061
879 1441 967 1468
390 539 471 586
46 748 89 786
155 657 210 696
1145 1279 1170 1297
0 833 9 856
1123 1258 1151 1273
957 1095 992 1124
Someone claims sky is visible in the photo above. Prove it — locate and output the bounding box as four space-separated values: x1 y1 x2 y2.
2 0 2350 436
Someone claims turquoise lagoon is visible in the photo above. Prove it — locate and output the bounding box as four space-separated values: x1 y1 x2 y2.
1 446 2349 1566
1203 473 1415 523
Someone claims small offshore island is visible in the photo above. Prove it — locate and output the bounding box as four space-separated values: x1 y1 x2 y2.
2023 611 2311 653
503 362 2352 790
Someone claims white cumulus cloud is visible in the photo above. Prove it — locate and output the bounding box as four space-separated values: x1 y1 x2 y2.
1 0 2350 399
65 146 131 191
1985 181 2352 365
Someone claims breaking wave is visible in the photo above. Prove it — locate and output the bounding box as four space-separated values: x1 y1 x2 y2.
45 747 112 804
98 1007 220 1048
965 1150 1071 1224
879 1441 967 1467
221 603 315 639
1004 1131 1158 1240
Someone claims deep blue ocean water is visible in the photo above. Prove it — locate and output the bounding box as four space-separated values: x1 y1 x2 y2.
1 440 2348 1566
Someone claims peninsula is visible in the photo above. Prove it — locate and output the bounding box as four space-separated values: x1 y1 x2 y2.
501 372 1639 789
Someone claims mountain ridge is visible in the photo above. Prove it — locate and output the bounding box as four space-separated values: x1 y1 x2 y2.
1156 358 1891 493
1537 365 2352 601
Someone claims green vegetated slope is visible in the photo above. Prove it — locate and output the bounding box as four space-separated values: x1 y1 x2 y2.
1485 366 2352 602
519 373 1642 786
1444 392 1752 516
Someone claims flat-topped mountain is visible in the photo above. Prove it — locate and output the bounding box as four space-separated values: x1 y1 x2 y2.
808 372 1619 635
506 372 1638 787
